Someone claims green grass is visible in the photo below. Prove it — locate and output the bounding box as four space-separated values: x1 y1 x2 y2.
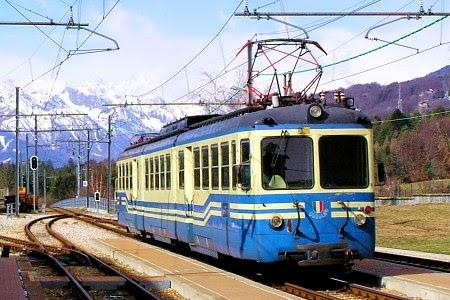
376 203 450 255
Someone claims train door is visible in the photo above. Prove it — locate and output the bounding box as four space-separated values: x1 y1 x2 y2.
131 159 142 229
184 147 195 244
162 153 172 232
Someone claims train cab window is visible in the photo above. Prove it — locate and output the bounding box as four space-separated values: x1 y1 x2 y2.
221 142 230 190
194 147 200 190
160 155 166 190
178 151 185 189
145 159 149 190
240 139 251 189
166 153 171 189
155 156 160 189
211 144 219 190
261 137 313 190
202 146 210 190
319 136 368 189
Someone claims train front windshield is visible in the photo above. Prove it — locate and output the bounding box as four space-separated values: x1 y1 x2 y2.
319 136 369 189
261 137 313 189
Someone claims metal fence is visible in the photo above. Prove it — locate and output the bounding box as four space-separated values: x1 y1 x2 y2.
51 197 116 214
375 179 450 198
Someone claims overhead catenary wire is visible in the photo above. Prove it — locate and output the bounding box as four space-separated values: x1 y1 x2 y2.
3 0 69 54
320 41 450 86
372 109 450 123
130 0 244 98
260 15 448 77
19 0 120 90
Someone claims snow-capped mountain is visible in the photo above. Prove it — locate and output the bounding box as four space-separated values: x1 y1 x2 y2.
0 79 210 165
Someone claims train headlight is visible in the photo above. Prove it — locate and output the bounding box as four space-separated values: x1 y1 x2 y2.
354 213 367 226
308 104 323 118
270 215 284 229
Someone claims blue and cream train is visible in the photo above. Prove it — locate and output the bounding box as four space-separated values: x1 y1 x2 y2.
115 101 377 267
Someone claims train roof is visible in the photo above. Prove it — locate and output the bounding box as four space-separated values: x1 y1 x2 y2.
118 104 371 160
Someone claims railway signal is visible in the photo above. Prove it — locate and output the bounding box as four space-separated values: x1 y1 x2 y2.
95 191 100 202
30 156 38 170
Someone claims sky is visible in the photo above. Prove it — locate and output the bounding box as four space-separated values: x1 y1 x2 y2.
0 0 449 103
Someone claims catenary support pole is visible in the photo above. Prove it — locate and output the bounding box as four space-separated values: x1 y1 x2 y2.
86 130 90 208
34 115 38 210
15 87 20 216
107 115 112 213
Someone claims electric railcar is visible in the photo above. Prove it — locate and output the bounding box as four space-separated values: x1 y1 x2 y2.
115 101 378 267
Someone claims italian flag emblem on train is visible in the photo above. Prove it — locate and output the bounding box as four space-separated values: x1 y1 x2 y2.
309 201 328 219
310 200 328 219
313 200 324 213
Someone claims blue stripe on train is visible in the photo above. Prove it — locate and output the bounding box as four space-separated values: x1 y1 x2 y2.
115 192 375 262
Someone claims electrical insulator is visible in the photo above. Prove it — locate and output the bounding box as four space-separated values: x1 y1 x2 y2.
339 91 345 102
333 91 339 103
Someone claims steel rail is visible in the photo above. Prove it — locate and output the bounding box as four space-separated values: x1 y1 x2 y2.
46 215 162 300
52 207 133 236
281 283 341 300
24 214 66 251
30 249 93 300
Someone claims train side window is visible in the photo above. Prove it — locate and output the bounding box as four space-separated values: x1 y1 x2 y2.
231 141 237 190
150 158 154 190
202 146 210 190
125 163 129 190
145 158 149 190
194 147 200 190
155 156 160 189
240 139 251 189
166 153 171 190
129 162 133 189
121 164 125 190
211 144 219 190
178 151 185 189
160 155 166 190
117 164 121 190
221 142 229 190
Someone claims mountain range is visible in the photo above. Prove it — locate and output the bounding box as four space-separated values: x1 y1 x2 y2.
0 65 449 165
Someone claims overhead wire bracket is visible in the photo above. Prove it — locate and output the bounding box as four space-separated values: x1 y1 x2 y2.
66 26 120 56
365 16 420 53
252 15 309 39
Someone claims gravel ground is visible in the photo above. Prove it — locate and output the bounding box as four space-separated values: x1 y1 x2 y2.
1 213 184 300
0 213 55 241
51 218 186 300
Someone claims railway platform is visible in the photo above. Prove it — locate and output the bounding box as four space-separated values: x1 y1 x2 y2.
354 247 450 300
0 257 26 300
93 238 300 300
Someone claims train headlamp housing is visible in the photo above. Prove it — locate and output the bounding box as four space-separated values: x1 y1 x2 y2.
354 212 367 226
308 104 323 119
270 215 284 229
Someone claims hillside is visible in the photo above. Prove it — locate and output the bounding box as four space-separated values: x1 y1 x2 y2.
0 65 449 164
346 65 450 118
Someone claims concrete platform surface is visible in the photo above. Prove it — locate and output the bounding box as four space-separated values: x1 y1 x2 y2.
93 238 301 300
376 246 450 263
0 257 26 300
355 258 450 300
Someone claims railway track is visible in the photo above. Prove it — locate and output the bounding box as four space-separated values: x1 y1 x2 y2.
16 213 162 300
373 250 450 273
51 207 134 237
281 278 411 300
